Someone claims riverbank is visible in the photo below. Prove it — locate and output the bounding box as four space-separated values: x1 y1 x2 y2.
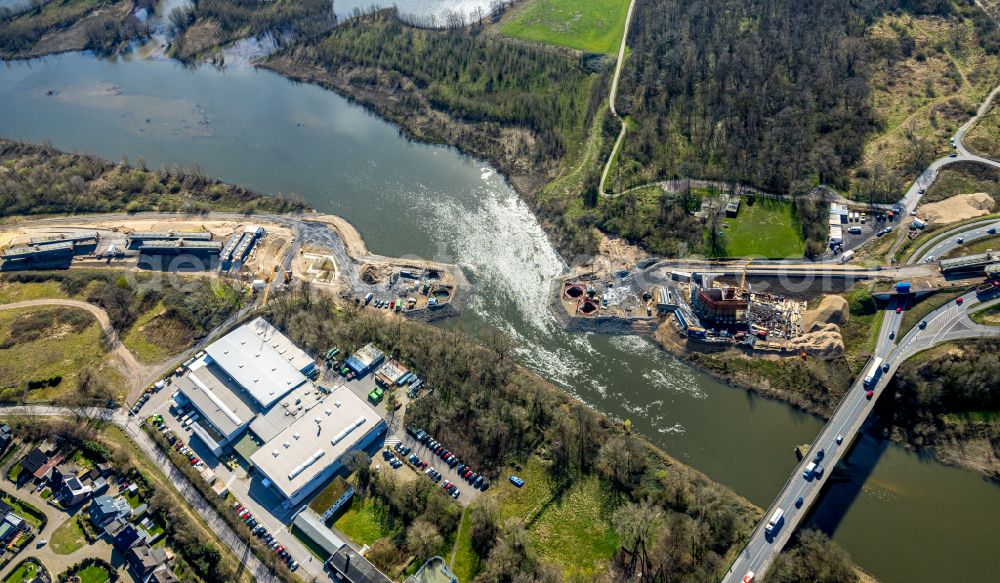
0 0 144 60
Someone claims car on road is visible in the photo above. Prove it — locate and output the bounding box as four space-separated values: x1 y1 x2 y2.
814 449 825 462
919 320 928 329
957 237 964 244
956 296 964 305
989 228 997 235
836 434 844 444
866 389 874 399
795 496 803 508
889 330 895 339
509 475 525 488
950 152 958 158
743 571 756 583
895 306 902 314
924 255 935 263
882 362 890 373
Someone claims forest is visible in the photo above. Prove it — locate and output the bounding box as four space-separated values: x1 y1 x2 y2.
0 139 307 215
263 291 765 581
609 0 997 199
612 0 883 194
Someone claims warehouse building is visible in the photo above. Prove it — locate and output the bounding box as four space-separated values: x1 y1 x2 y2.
250 385 385 506
174 318 319 455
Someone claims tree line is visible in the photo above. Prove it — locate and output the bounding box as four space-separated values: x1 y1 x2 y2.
0 139 307 216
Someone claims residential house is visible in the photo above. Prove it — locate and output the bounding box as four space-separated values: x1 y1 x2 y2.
89 494 131 529
0 512 26 544
127 544 171 581
20 448 49 481
113 523 143 551
0 424 12 455
59 475 94 507
49 463 78 490
148 568 180 583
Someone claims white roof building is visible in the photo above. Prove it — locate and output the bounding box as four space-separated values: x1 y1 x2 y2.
250 385 385 505
204 317 312 409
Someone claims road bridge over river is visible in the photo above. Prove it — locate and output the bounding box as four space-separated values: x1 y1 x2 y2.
723 287 1000 582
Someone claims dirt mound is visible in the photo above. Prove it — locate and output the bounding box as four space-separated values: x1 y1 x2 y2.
786 323 845 358
917 192 995 226
801 295 849 333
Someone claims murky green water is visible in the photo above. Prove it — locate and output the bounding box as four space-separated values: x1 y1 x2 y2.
0 45 997 583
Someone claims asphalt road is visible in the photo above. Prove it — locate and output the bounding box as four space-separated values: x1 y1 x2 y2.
905 218 1000 265
723 287 1000 582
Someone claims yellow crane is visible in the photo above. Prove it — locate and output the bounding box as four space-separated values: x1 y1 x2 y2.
739 258 752 292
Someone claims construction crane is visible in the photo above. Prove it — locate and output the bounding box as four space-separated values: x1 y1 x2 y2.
739 258 752 292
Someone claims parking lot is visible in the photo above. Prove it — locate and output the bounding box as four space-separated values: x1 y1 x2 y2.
329 368 486 505
135 380 325 580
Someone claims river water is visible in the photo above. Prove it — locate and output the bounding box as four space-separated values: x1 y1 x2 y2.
0 19 997 583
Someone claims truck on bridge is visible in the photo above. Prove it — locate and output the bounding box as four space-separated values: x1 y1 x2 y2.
764 508 784 536
863 356 884 387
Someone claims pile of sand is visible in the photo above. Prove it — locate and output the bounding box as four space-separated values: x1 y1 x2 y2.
801 295 849 333
917 193 995 226
786 323 845 358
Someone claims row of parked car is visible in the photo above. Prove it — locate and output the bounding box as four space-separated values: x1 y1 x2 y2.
173 441 205 469
407 426 491 493
232 502 299 571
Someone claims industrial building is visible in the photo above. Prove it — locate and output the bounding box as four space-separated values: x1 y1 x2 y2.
219 225 265 272
174 318 318 455
173 318 384 507
345 344 385 376
1 241 77 270
250 384 385 506
127 231 212 244
691 286 748 326
137 240 223 255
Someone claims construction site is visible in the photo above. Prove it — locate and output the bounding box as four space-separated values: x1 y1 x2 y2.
557 251 832 356
0 213 466 319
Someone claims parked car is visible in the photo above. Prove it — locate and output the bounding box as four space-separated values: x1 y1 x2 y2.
509 476 525 488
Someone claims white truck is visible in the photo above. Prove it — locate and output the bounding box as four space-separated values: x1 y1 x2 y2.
863 356 883 387
764 508 785 536
840 250 855 264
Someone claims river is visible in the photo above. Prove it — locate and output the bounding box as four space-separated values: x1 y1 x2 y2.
0 11 998 583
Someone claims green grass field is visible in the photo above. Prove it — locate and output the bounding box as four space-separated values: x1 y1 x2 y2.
709 198 805 258
75 564 110 583
494 457 553 523
500 0 631 54
528 475 618 579
50 516 87 555
332 497 393 546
